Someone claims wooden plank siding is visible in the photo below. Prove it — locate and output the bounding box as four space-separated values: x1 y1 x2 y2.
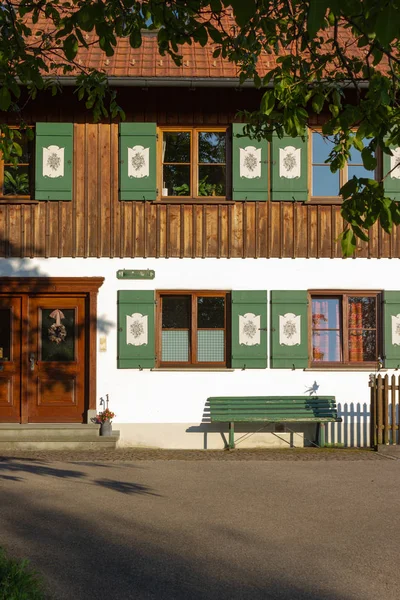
1 88 399 259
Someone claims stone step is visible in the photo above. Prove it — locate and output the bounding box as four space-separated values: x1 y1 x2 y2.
0 424 119 450
0 437 119 451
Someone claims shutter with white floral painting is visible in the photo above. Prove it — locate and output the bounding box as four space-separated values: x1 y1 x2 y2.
35 123 73 201
231 291 268 368
118 291 155 368
232 124 269 200
270 291 308 368
271 133 308 201
119 123 157 201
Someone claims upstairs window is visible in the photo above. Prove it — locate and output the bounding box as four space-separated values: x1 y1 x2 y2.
160 128 227 199
0 128 33 198
311 292 380 365
311 132 376 200
158 291 228 366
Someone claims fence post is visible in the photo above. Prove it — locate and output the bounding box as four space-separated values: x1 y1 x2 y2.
383 374 389 444
391 375 397 445
370 374 377 448
377 374 383 445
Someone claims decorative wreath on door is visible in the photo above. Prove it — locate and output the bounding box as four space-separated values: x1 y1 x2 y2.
48 309 67 344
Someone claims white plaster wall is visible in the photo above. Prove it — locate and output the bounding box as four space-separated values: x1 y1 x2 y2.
1 256 392 448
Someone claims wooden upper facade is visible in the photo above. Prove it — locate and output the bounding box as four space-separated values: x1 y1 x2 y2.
1 87 399 260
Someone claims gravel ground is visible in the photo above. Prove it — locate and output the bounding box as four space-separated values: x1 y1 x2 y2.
0 447 382 462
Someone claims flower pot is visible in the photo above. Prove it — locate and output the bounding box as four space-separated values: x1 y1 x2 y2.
100 420 112 437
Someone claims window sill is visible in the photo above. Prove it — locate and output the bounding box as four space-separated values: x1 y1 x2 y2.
307 197 343 205
152 368 235 372
305 367 387 372
0 198 39 204
153 199 235 205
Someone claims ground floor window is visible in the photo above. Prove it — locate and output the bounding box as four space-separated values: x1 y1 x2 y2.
311 292 380 366
157 291 229 367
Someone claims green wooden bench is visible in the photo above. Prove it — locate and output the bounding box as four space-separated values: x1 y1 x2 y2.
208 396 342 449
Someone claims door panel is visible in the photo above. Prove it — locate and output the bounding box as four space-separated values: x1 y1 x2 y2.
28 296 86 423
0 297 22 423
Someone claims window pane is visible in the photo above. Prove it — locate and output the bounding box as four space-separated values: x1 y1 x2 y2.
163 132 190 163
0 309 11 361
197 297 225 328
198 132 226 163
348 141 373 166
198 165 226 196
162 296 191 329
312 166 340 196
162 331 189 362
312 331 341 362
3 166 30 196
197 330 224 362
349 330 376 362
348 165 375 180
312 133 335 163
312 298 340 329
348 297 376 329
163 165 190 196
41 308 75 362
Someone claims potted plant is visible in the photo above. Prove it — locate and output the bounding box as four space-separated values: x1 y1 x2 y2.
97 407 115 436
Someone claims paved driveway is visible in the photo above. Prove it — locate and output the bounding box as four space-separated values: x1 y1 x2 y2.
0 454 398 600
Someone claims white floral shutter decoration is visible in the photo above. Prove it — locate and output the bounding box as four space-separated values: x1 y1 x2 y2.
279 313 301 346
239 146 262 179
128 145 150 179
35 123 73 200
126 313 148 346
390 148 400 180
239 313 261 346
118 291 155 369
43 145 65 178
279 146 301 179
391 314 400 345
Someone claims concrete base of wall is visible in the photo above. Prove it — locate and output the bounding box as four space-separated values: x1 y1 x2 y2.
116 423 306 449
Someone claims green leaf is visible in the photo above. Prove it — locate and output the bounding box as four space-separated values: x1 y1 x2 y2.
341 228 356 257
261 91 275 115
0 87 11 111
312 93 325 114
63 35 78 61
361 147 377 170
308 0 329 37
341 178 358 199
130 29 142 49
229 0 256 27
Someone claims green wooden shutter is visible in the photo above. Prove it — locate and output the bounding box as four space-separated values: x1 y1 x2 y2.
232 124 268 200
231 291 268 368
383 147 400 200
270 133 308 201
117 290 155 369
119 123 157 201
35 123 73 200
383 291 400 368
270 291 308 368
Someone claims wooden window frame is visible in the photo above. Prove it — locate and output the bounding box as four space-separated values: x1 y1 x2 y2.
308 130 381 205
0 126 36 203
156 290 230 368
157 126 228 202
308 290 382 368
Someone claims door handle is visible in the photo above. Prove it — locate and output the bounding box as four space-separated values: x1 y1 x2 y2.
29 353 35 372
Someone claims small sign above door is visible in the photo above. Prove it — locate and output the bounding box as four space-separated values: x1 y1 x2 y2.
116 269 155 280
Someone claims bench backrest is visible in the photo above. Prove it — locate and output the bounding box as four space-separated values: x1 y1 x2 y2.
208 396 338 422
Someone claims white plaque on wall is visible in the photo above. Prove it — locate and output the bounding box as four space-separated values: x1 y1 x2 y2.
43 145 64 178
390 147 400 179
279 313 301 346
279 146 301 179
126 313 148 346
392 314 400 345
128 145 149 178
239 146 261 179
239 313 261 346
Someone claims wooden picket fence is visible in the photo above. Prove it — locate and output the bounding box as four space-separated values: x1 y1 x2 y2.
369 374 400 447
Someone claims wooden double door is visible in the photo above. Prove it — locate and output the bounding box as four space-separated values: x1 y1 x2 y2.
0 294 86 423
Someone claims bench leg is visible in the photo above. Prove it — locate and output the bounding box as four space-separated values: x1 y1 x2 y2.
318 423 326 448
229 422 235 449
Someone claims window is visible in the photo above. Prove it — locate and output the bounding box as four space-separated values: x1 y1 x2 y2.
311 292 380 366
0 128 34 198
311 131 376 199
158 291 229 366
159 128 227 199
